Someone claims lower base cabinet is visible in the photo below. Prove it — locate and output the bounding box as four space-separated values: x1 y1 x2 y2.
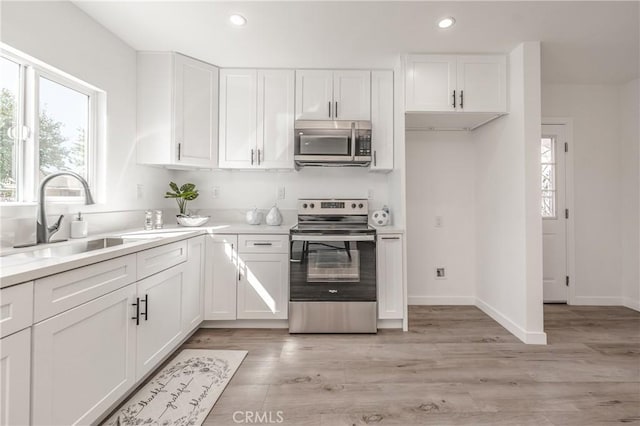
377 234 404 320
237 253 289 319
32 284 137 426
0 328 31 426
183 235 205 333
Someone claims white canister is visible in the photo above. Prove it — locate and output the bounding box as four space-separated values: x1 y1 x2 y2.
70 212 88 239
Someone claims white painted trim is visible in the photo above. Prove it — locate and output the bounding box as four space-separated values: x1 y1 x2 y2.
408 296 475 305
475 297 547 345
542 118 575 305
201 319 289 328
377 319 403 329
572 296 624 306
623 297 640 312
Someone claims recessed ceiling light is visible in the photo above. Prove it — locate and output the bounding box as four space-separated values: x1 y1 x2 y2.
229 14 247 26
438 17 455 29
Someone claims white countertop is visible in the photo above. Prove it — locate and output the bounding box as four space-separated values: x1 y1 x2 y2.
0 222 294 289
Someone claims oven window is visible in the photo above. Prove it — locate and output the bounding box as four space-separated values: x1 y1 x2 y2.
300 135 350 155
308 245 360 282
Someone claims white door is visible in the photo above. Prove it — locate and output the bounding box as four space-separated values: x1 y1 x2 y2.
183 236 205 333
456 55 507 112
542 124 568 302
405 55 457 112
219 69 257 168
0 328 31 426
370 70 394 170
32 284 137 426
174 54 219 167
333 70 371 120
295 70 333 120
136 265 184 380
377 235 404 319
257 69 295 169
204 234 238 320
237 253 288 320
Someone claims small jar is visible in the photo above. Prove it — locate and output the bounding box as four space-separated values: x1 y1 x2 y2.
144 210 153 230
154 210 163 229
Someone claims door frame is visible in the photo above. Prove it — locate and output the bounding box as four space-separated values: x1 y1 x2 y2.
541 118 575 305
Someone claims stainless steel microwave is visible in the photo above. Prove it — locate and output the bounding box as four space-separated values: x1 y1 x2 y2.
294 120 372 168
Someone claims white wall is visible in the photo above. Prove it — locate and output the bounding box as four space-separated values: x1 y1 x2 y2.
406 131 476 305
474 42 545 344
619 78 640 311
541 84 623 304
0 1 173 246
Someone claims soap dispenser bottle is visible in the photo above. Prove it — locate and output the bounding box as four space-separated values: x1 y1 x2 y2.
70 212 88 239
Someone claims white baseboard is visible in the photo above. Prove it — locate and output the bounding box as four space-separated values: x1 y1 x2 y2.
622 297 640 312
201 320 289 328
571 296 623 306
475 298 547 345
408 296 475 305
377 319 403 329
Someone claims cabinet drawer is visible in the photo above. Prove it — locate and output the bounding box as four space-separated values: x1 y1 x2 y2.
137 240 187 280
238 234 289 254
0 282 33 338
34 255 136 323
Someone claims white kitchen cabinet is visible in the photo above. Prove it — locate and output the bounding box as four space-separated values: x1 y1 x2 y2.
136 240 187 280
32 284 137 426
237 253 289 320
376 234 404 320
135 264 185 380
219 69 295 169
204 234 238 320
370 70 394 171
405 54 507 128
137 52 219 169
295 70 371 120
0 328 31 426
183 236 205 334
0 281 33 338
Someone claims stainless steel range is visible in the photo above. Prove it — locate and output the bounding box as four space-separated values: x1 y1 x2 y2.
289 199 377 333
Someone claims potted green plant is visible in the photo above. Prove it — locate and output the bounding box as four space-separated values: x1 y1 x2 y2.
164 182 199 217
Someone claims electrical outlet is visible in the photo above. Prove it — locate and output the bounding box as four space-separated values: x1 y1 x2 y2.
367 188 374 199
277 186 286 200
436 267 446 279
212 186 220 199
136 184 144 200
435 216 443 228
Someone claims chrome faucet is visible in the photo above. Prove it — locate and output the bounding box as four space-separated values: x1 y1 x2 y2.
37 171 95 244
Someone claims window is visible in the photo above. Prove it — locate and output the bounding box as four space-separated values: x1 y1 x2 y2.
541 136 556 218
0 46 100 204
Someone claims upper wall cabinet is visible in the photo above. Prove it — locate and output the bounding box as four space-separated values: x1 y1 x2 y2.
370 70 394 171
219 69 295 169
296 70 371 121
405 54 507 130
137 52 219 169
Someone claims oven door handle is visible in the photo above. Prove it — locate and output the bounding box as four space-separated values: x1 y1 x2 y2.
291 235 375 242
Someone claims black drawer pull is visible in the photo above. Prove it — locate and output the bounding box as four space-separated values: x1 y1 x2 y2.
253 242 273 246
381 237 400 240
131 297 140 325
141 294 149 321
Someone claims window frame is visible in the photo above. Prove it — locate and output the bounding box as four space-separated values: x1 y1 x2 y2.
1 45 101 205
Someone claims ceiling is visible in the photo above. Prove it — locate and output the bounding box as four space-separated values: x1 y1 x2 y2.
73 1 639 84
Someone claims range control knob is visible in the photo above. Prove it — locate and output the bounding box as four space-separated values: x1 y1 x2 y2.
310 203 315 209
358 203 364 209
351 203 357 209
302 203 308 209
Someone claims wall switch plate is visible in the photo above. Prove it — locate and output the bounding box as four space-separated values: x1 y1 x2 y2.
212 186 220 199
436 267 446 279
367 189 374 199
435 216 443 228
277 186 286 200
136 184 144 200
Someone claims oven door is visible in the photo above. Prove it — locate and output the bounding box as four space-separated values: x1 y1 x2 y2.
289 234 376 302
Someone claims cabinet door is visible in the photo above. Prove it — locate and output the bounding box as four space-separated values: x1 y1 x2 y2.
32 284 137 426
333 70 371 120
257 70 295 169
295 70 333 120
183 236 205 334
370 70 394 171
204 234 238 320
219 69 258 168
0 328 31 426
377 235 404 320
405 55 457 112
456 55 507 112
136 265 185 380
174 54 219 167
237 253 288 320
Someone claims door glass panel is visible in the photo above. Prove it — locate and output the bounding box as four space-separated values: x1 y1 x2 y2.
307 243 360 282
299 135 349 155
0 57 21 202
541 137 556 218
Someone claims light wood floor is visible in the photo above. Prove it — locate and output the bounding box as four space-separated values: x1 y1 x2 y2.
178 305 639 425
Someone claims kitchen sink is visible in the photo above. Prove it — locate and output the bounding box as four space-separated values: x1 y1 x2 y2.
1 237 140 264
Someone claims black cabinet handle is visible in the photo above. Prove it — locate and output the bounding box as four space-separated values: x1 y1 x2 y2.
452 90 456 108
381 237 400 240
131 297 140 325
328 101 331 118
141 294 149 321
254 242 273 246
335 101 338 118
460 90 464 109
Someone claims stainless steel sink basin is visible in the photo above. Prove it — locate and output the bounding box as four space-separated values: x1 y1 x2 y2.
1 237 137 264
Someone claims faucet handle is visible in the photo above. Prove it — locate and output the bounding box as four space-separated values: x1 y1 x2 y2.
49 214 64 232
